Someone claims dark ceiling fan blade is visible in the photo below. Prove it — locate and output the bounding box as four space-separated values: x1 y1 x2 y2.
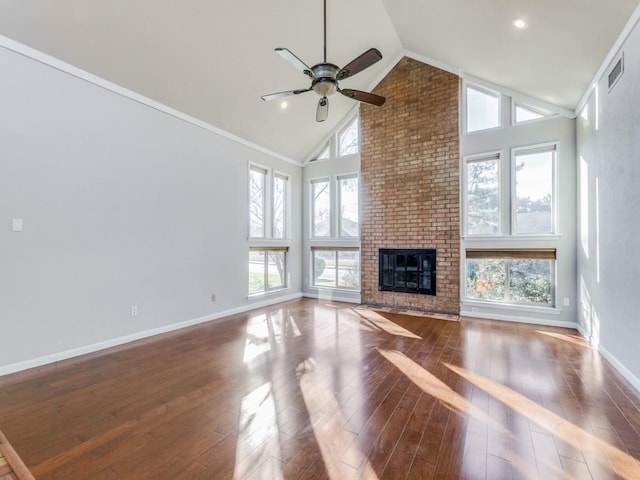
337 48 383 80
261 88 312 102
316 97 328 122
275 48 315 79
340 89 386 106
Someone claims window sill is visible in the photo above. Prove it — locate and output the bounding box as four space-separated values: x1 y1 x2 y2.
461 299 560 315
248 287 292 300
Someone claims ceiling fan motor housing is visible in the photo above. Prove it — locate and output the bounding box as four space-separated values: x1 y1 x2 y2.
311 63 339 97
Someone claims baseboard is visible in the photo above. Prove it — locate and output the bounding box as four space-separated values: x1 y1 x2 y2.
459 309 578 329
0 292 303 377
303 291 361 304
598 345 640 396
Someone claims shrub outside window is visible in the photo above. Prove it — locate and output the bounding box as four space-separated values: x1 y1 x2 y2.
466 249 555 307
312 249 360 289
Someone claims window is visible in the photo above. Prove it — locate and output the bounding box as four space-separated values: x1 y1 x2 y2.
273 173 287 239
249 248 288 294
513 101 553 124
463 144 556 236
513 146 555 235
316 144 330 161
338 174 359 237
312 248 360 289
249 166 266 238
311 178 330 237
338 117 359 156
249 165 289 239
248 165 289 295
465 154 500 235
466 249 555 307
465 84 500 133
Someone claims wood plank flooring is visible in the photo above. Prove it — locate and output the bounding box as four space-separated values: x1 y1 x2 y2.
1 298 640 479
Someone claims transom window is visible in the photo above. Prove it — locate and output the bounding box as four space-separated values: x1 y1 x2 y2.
465 84 501 133
338 117 359 156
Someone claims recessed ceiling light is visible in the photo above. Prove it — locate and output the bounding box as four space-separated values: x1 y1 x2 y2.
513 17 528 29
280 101 288 109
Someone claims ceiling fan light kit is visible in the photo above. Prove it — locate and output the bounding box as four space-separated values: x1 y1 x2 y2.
261 0 386 122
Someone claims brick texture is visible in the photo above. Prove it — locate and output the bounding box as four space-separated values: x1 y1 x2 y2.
360 57 460 314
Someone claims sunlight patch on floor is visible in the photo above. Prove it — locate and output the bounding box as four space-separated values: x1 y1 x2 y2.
353 309 422 339
299 364 378 480
377 349 508 435
445 363 640 480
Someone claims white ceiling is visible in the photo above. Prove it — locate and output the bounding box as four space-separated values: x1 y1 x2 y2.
0 0 638 161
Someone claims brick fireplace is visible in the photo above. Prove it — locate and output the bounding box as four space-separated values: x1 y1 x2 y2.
360 57 460 315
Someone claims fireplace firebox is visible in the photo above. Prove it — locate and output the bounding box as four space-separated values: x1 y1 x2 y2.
378 249 436 295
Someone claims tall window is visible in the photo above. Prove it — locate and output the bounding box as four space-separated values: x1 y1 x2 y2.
249 165 289 239
312 248 360 289
463 144 556 236
338 174 359 237
514 146 555 235
338 117 359 156
248 164 289 295
311 178 330 237
466 249 555 307
273 173 287 239
465 84 500 133
249 166 266 238
465 154 500 235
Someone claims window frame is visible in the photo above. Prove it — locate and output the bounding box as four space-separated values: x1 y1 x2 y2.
311 247 361 290
337 173 360 238
248 247 289 296
310 177 331 238
337 116 360 157
272 171 289 240
248 165 267 239
511 143 557 236
464 249 557 308
512 100 553 125
463 82 502 134
463 152 502 237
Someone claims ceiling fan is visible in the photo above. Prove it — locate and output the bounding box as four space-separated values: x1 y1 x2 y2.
261 0 386 122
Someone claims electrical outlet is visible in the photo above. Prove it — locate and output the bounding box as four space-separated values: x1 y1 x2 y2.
563 297 570 307
211 294 216 302
130 306 138 317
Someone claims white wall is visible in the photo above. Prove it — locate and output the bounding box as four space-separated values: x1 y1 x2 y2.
576 19 640 390
0 44 302 373
461 92 577 327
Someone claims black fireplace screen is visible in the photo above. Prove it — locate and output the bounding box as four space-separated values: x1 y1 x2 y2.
379 249 436 295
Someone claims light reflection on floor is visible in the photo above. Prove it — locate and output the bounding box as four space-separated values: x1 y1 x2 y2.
234 382 283 480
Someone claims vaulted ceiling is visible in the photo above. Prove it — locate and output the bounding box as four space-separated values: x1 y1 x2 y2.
0 0 638 161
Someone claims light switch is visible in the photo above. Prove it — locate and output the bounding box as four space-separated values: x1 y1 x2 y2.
11 218 23 232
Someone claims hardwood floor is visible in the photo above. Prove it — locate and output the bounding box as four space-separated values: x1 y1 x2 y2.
1 298 640 479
